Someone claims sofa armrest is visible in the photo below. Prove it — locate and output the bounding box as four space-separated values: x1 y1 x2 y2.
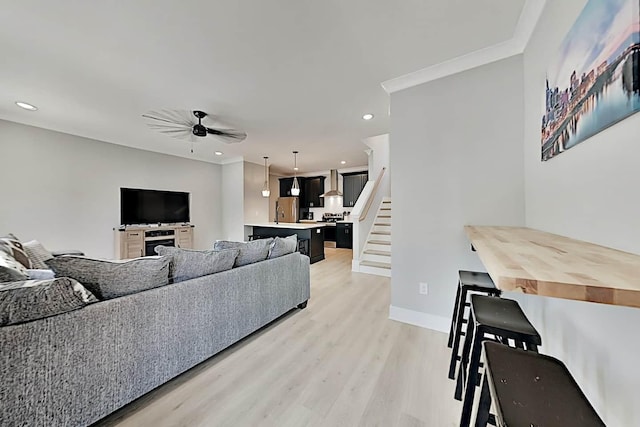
52 250 85 257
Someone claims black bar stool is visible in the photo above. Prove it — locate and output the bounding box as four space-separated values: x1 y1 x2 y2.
456 295 541 427
448 271 501 380
474 341 605 427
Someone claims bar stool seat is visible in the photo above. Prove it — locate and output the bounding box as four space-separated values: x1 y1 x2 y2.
471 295 540 338
475 341 605 427
448 271 501 380
456 295 541 427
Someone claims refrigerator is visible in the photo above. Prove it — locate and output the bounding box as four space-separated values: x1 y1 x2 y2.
276 197 299 223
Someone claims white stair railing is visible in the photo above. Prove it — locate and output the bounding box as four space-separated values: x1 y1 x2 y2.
350 167 387 271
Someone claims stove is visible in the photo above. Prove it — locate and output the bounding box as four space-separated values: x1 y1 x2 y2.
320 213 344 222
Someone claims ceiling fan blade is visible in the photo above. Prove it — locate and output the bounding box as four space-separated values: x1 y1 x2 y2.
143 110 194 127
206 127 247 143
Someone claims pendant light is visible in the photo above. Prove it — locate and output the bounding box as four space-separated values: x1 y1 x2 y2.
262 157 271 198
291 151 300 196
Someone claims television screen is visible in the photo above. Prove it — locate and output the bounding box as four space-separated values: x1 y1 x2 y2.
120 188 190 225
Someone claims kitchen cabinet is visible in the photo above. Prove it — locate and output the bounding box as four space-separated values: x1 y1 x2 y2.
324 225 336 242
303 176 325 208
279 177 306 198
342 172 368 208
336 222 353 249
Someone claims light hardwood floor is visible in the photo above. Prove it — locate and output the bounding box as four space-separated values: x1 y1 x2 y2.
96 249 460 427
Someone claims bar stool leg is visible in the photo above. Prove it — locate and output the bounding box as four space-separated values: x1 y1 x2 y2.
455 314 475 401
448 285 469 379
460 330 483 427
474 373 492 427
448 281 463 348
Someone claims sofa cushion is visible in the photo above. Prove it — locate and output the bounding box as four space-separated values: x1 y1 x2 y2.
0 251 28 282
154 246 239 283
0 234 32 269
268 235 298 259
213 238 274 267
0 277 98 326
23 240 54 269
46 255 170 300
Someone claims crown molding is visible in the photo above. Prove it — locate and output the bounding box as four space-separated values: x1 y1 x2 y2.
381 0 546 94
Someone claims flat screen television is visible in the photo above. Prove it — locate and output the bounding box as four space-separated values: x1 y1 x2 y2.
120 188 190 225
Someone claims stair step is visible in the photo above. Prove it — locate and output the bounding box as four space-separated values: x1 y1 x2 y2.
380 207 391 211
374 223 390 226
360 260 391 269
364 250 391 256
368 240 391 245
371 231 391 236
382 200 391 204
377 215 391 218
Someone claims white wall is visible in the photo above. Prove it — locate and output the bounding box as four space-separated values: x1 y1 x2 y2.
389 55 525 329
221 161 244 241
0 120 223 258
242 161 270 239
363 133 390 196
517 1 640 424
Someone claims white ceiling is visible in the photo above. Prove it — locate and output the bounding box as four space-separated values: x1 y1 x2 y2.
0 0 525 174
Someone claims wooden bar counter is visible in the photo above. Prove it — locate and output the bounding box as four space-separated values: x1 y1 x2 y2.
464 226 640 308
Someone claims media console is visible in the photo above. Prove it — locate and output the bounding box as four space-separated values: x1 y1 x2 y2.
114 224 194 259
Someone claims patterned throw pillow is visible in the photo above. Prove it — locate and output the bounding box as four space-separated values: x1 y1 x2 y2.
0 277 98 326
0 251 28 282
213 238 274 267
268 235 298 259
23 240 54 270
46 255 171 300
0 234 32 269
154 246 239 283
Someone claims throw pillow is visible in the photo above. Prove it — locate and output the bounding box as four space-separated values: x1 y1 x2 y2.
23 240 54 269
213 238 274 267
154 246 239 283
46 255 170 300
268 235 298 259
0 234 32 269
0 277 98 326
0 251 28 282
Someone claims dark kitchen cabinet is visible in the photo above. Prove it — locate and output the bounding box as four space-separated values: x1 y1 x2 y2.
279 177 305 198
324 225 336 242
336 222 353 249
342 172 368 208
303 176 325 208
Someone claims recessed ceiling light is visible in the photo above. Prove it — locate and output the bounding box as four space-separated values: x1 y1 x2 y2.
214 151 223 156
16 101 38 111
362 113 374 121
341 160 346 164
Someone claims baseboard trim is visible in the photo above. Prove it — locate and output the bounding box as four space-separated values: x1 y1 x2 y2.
388 305 450 333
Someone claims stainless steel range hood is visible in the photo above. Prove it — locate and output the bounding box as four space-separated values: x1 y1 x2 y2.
320 169 342 197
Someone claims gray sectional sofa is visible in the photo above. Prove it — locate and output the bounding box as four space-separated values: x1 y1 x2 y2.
0 251 310 427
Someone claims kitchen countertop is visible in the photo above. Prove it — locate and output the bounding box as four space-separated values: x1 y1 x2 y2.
246 222 327 230
298 220 353 227
465 225 640 308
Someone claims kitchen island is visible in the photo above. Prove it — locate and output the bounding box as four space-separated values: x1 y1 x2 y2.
246 222 326 264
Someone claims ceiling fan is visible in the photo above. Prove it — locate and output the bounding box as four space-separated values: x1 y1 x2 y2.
143 110 247 144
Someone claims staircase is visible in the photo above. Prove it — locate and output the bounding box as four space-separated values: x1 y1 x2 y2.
358 197 392 277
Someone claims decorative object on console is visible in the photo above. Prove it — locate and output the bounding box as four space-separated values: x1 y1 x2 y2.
0 277 97 326
262 156 271 198
541 0 640 161
291 151 301 196
46 255 171 300
154 246 239 283
268 235 298 259
214 238 274 267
